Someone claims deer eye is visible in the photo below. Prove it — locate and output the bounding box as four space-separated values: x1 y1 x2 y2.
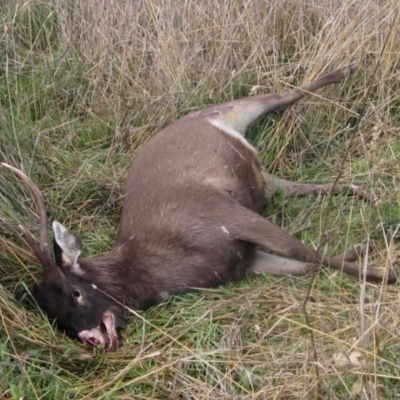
73 289 85 305
73 289 85 306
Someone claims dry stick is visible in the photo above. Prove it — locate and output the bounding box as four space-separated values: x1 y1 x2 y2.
301 12 399 398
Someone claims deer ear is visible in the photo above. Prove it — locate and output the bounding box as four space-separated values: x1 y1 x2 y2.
52 221 83 274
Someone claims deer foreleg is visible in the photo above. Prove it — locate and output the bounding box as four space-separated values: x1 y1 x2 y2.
219 199 396 283
249 242 373 276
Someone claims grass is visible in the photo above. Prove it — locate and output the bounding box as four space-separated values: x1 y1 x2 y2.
1 0 400 398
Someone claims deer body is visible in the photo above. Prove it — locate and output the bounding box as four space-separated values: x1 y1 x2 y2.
68 100 268 344
2 63 396 350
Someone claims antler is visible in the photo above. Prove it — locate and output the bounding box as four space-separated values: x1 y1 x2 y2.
1 162 53 269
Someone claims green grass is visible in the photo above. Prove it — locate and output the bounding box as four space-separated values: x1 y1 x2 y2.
1 0 400 399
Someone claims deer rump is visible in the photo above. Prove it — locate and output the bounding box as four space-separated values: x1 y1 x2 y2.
2 63 396 350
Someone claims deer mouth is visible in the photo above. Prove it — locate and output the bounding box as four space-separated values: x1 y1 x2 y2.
78 311 119 350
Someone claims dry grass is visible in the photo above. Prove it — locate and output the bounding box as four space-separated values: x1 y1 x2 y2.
1 0 400 398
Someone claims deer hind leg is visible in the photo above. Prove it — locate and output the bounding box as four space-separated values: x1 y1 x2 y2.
262 171 368 201
249 242 372 276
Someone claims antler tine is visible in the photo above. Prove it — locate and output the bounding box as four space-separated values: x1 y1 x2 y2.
1 162 53 268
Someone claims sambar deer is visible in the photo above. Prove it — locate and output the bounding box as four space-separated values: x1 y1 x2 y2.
2 63 397 350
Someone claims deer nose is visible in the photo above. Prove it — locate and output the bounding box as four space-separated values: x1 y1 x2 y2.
78 328 106 349
87 336 103 348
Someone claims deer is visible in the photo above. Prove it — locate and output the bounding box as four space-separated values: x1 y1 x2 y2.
1 62 397 350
